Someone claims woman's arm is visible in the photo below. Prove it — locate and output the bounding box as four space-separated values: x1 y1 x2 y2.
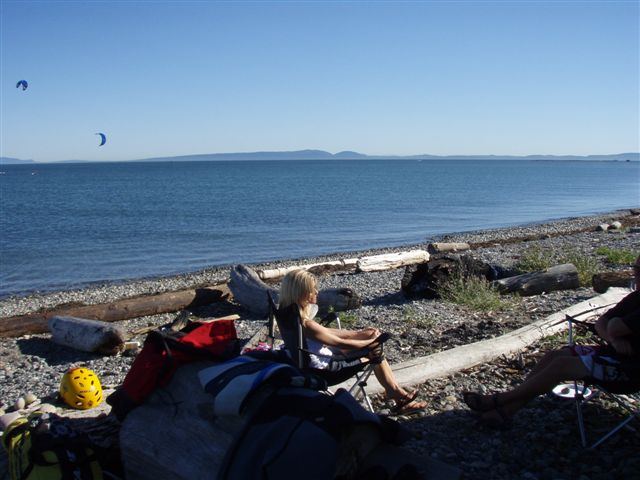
303 320 375 350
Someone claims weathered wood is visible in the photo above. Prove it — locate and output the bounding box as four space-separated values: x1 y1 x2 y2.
401 254 515 299
609 221 623 230
592 270 634 293
229 264 361 316
128 314 240 337
49 316 127 355
257 259 358 281
596 224 610 232
427 242 470 254
335 288 627 394
493 263 579 296
357 250 429 273
0 284 230 338
120 362 459 480
120 362 245 479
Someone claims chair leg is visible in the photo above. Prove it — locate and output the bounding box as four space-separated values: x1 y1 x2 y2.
348 364 375 412
590 413 638 449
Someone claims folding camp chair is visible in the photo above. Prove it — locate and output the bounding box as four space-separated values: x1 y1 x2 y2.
265 291 390 412
561 314 640 448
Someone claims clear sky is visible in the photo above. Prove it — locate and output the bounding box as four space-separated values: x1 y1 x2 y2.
1 0 638 162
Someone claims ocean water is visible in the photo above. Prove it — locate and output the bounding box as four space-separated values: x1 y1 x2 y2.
0 159 638 297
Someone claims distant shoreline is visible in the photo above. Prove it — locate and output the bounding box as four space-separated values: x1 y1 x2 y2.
2 151 639 164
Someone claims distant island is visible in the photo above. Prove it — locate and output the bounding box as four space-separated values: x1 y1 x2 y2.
0 157 35 165
1 151 639 164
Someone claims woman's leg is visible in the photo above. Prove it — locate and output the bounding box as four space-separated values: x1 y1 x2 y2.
372 360 427 408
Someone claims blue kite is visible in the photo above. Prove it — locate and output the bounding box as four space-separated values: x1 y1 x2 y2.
16 80 28 91
95 133 107 146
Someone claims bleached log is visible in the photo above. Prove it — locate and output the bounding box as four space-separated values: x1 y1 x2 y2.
0 284 230 338
120 362 245 479
493 263 579 296
335 288 628 394
257 259 358 281
592 270 634 293
609 221 623 230
596 224 609 232
427 242 470 254
357 250 429 273
120 362 460 480
49 316 127 355
229 264 361 317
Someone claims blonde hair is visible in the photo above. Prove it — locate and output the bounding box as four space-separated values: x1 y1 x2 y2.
279 269 317 322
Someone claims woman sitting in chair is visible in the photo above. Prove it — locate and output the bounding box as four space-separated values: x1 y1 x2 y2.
279 269 427 415
463 254 640 428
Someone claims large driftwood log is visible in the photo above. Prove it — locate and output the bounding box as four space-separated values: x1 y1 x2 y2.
257 259 358 281
120 362 245 479
49 316 127 355
493 263 579 296
0 284 230 338
335 288 627 395
427 242 470 254
229 264 361 317
357 250 429 272
120 362 460 480
592 269 634 293
401 254 515 299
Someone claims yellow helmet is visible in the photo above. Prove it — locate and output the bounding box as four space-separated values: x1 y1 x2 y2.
59 367 103 410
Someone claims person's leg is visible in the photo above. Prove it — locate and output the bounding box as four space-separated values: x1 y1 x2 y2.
481 355 589 421
523 347 574 380
373 360 427 409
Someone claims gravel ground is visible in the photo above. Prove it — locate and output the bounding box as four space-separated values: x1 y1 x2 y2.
1 209 639 479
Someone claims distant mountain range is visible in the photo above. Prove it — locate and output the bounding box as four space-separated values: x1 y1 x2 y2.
0 157 35 164
1 150 639 164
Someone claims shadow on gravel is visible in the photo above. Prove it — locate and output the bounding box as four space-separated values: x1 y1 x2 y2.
399 399 640 479
364 291 411 306
16 337 100 365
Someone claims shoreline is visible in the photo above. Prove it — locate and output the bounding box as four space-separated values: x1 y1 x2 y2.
1 207 637 317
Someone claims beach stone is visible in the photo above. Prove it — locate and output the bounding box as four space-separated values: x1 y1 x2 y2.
596 224 609 231
0 411 22 431
37 403 57 413
14 397 25 411
629 226 640 233
24 392 37 405
609 221 622 230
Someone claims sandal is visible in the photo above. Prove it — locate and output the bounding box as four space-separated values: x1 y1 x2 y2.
391 391 427 416
462 392 501 413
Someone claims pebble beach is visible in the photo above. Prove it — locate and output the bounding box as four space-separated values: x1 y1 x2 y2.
1 208 639 479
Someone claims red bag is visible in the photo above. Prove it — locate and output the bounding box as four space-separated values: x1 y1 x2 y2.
107 320 239 420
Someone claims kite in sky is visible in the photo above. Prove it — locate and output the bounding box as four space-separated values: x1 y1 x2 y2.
95 133 107 146
16 80 28 91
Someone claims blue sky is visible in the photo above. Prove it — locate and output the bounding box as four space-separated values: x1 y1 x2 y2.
1 0 638 162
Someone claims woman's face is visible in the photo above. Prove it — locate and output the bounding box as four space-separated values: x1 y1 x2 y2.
304 283 318 306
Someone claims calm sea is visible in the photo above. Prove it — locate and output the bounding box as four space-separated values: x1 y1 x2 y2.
1 159 638 297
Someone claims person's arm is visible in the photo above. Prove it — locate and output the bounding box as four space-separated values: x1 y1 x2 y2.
303 320 375 350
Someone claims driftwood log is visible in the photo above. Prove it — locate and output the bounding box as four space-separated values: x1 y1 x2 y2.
357 250 429 272
229 264 361 317
401 254 516 299
427 243 470 254
592 269 634 293
120 362 460 480
493 263 579 296
49 316 127 355
257 259 358 281
0 284 230 338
